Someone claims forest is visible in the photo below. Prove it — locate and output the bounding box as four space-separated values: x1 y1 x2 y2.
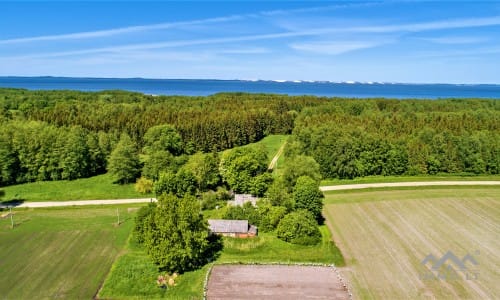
0 88 499 186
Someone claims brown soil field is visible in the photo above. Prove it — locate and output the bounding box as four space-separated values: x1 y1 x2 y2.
324 188 500 299
206 264 350 299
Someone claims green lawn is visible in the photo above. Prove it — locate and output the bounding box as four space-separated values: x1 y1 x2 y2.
1 173 153 202
321 174 500 186
0 205 137 299
98 223 343 299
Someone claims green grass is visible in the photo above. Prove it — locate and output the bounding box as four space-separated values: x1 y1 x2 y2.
321 174 500 186
221 134 289 163
1 173 153 202
98 237 208 300
99 222 343 299
0 205 136 299
218 226 344 265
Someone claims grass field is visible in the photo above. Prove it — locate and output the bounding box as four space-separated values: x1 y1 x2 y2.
98 224 343 299
222 134 289 163
324 187 500 299
0 205 137 299
1 173 153 202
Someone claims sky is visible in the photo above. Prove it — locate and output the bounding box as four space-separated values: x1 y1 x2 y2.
1 1 500 83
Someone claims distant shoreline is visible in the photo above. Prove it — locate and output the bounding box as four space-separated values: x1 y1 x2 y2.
1 77 500 99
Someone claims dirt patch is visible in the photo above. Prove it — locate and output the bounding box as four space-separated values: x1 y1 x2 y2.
206 265 349 299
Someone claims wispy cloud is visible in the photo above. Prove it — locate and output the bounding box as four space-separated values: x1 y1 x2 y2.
355 16 500 33
420 36 487 44
0 15 242 45
290 41 384 55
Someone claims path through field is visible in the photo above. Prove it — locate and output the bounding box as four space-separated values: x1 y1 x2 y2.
268 140 287 170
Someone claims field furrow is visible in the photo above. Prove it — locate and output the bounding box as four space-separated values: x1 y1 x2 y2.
325 188 500 300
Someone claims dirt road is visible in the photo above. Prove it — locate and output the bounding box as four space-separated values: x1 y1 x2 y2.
1 198 156 208
320 180 500 191
3 181 498 208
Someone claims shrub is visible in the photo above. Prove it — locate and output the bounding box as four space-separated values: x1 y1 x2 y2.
276 210 321 245
134 177 154 194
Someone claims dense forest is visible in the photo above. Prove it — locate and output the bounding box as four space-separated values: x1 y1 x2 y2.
289 99 499 178
0 88 498 186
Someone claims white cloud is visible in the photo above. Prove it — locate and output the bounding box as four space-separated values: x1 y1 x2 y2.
0 15 242 45
290 41 384 55
420 36 487 44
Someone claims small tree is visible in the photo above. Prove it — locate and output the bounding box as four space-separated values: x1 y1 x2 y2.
107 133 141 184
293 175 324 223
276 210 321 245
141 194 221 273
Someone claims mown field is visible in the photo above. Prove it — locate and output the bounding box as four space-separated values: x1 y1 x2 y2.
0 206 137 299
1 173 152 202
324 187 500 299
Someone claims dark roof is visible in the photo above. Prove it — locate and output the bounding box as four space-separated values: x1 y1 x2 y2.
208 219 249 233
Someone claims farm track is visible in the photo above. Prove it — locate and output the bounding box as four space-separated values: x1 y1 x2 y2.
3 181 499 208
320 180 500 191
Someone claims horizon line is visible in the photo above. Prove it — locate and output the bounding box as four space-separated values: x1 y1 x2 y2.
0 75 499 86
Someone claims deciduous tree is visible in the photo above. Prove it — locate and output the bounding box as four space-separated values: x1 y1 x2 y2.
107 133 141 184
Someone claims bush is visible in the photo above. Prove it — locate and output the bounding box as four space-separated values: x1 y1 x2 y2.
276 210 321 245
133 202 157 243
134 177 154 194
258 204 287 232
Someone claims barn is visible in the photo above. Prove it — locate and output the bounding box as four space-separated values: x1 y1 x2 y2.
208 219 258 238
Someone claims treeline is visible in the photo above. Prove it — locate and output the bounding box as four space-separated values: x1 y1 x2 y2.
0 89 323 151
289 99 500 178
1 88 499 185
0 89 323 185
0 121 115 185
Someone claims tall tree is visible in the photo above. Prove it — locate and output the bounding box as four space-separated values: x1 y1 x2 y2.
283 155 322 190
107 133 141 184
219 146 268 193
143 124 182 155
182 152 220 191
293 175 324 223
141 194 221 273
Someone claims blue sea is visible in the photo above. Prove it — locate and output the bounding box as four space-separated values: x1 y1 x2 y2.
0 77 499 99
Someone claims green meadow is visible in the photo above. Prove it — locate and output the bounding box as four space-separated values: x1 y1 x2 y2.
0 205 138 299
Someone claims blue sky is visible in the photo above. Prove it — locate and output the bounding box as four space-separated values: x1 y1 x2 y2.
1 1 500 83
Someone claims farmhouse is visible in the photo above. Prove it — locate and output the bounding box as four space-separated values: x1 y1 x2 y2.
208 219 258 238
